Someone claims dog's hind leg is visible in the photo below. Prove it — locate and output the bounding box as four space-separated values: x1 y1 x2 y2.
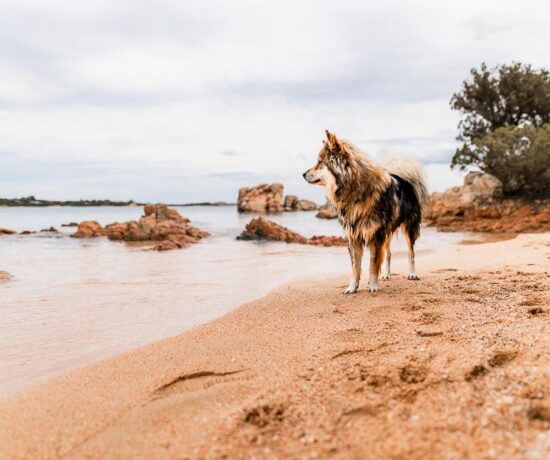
402 222 420 280
344 239 364 294
368 243 384 292
380 235 392 281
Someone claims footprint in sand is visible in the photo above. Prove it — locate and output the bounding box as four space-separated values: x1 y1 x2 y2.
243 403 286 428
154 369 245 398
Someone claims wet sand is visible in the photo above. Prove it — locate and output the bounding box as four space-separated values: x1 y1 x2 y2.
1 233 549 459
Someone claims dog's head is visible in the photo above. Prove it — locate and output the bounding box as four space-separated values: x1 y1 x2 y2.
303 130 349 190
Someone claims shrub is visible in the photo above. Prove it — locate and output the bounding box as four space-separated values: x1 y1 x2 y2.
450 63 550 196
470 125 550 195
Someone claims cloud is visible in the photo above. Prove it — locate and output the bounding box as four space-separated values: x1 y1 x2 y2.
0 0 549 201
220 150 242 157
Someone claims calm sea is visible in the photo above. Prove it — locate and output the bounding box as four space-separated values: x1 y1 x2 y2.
0 206 464 396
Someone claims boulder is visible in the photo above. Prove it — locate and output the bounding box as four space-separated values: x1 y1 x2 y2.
154 234 196 251
316 202 338 219
237 217 307 243
463 172 503 203
0 227 16 235
103 222 136 241
0 271 12 282
40 227 59 233
103 205 209 251
308 235 347 247
143 204 189 223
426 172 504 222
72 221 105 238
237 183 284 213
237 217 347 247
298 200 317 211
283 195 318 211
426 173 549 233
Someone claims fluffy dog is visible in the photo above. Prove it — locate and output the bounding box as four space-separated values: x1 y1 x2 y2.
303 130 428 294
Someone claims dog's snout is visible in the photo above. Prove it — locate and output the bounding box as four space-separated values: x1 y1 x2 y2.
302 171 308 179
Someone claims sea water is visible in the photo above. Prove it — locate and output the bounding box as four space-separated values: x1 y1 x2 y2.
0 206 464 396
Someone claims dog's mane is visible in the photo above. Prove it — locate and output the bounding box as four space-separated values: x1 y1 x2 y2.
329 139 391 209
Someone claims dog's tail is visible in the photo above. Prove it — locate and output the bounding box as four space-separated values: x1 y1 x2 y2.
384 156 429 211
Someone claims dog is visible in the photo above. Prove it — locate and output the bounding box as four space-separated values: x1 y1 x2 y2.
303 130 429 294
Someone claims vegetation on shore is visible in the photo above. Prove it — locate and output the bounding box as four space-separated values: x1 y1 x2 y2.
451 62 550 197
0 196 234 207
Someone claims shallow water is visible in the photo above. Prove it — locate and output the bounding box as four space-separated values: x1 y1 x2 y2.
0 206 465 396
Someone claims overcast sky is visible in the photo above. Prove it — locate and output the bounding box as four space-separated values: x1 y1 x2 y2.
1 0 548 203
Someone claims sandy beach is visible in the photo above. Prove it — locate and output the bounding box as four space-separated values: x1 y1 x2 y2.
1 233 549 459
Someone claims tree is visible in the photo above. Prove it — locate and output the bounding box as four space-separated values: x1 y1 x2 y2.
471 124 550 195
450 63 550 196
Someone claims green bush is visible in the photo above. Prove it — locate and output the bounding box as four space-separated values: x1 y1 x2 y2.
450 62 550 196
469 125 550 196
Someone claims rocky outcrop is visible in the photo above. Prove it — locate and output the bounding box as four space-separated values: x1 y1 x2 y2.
316 202 338 220
0 271 13 282
237 217 347 246
0 228 16 235
237 183 284 213
426 172 550 233
72 221 105 238
308 235 348 247
283 195 317 211
428 172 503 219
61 222 78 227
71 205 209 250
40 227 60 233
238 217 308 243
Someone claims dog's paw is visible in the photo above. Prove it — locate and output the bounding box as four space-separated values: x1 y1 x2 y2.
343 282 358 294
368 284 380 293
380 274 391 281
407 273 420 280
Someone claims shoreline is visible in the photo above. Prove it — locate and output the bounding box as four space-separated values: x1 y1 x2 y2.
0 203 236 208
1 233 549 459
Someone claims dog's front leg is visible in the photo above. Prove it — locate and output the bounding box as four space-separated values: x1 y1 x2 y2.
344 240 363 294
368 244 383 292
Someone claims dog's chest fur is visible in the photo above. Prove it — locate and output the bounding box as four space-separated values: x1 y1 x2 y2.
333 174 415 247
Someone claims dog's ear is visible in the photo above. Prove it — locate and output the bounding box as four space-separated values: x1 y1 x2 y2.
325 129 335 145
325 130 343 153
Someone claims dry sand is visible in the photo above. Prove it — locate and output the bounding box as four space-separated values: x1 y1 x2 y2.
1 233 549 459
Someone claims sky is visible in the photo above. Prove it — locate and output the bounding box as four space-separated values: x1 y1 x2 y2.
1 0 549 204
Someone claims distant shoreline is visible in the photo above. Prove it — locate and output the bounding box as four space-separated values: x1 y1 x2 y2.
0 197 235 207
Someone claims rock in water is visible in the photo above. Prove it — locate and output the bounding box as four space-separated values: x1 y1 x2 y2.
40 227 60 233
237 217 346 246
0 228 16 235
0 271 13 282
71 206 209 250
308 235 347 247
316 202 338 219
283 195 318 211
237 217 308 243
72 221 105 238
107 205 208 250
237 183 284 213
